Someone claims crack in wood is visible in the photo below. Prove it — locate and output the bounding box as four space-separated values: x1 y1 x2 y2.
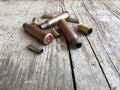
82 0 112 89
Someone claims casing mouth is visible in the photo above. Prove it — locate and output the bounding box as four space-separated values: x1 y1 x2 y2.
23 23 27 28
78 23 92 35
56 35 60 38
39 49 44 54
88 28 93 34
75 43 82 49
28 43 44 54
51 29 61 38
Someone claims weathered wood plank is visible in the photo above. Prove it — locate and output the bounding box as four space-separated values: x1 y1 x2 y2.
99 0 120 19
0 1 74 90
0 0 120 90
92 0 120 71
63 0 110 90
79 0 120 89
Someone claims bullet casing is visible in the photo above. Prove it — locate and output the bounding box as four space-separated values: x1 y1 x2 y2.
23 23 53 45
32 17 39 26
39 11 70 30
57 19 82 49
78 23 92 35
51 29 60 38
67 17 79 23
41 14 53 19
28 43 43 54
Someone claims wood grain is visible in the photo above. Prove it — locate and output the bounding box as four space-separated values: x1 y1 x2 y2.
0 0 120 90
64 0 110 90
0 1 74 90
99 0 120 20
75 0 120 89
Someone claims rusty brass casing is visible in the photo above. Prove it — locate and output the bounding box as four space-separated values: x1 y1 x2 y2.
57 19 82 49
39 11 70 30
78 23 92 35
32 17 39 26
28 43 43 54
23 23 53 45
41 14 53 19
51 29 60 38
67 17 79 23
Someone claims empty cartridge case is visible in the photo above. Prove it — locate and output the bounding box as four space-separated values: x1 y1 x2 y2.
28 43 43 54
39 11 70 29
41 14 53 19
51 29 60 38
67 17 79 23
32 17 39 26
57 19 82 49
23 23 53 45
78 23 92 35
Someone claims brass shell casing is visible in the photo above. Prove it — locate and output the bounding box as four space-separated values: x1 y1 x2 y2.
32 17 39 26
57 19 82 49
51 29 60 38
39 11 70 30
78 23 92 35
67 17 79 23
41 14 53 19
28 43 43 54
23 23 53 45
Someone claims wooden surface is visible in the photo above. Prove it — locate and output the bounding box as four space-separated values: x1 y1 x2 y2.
0 0 120 90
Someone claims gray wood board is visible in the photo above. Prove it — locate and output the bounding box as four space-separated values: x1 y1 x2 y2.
74 0 120 89
0 0 120 90
0 1 74 90
64 0 110 90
